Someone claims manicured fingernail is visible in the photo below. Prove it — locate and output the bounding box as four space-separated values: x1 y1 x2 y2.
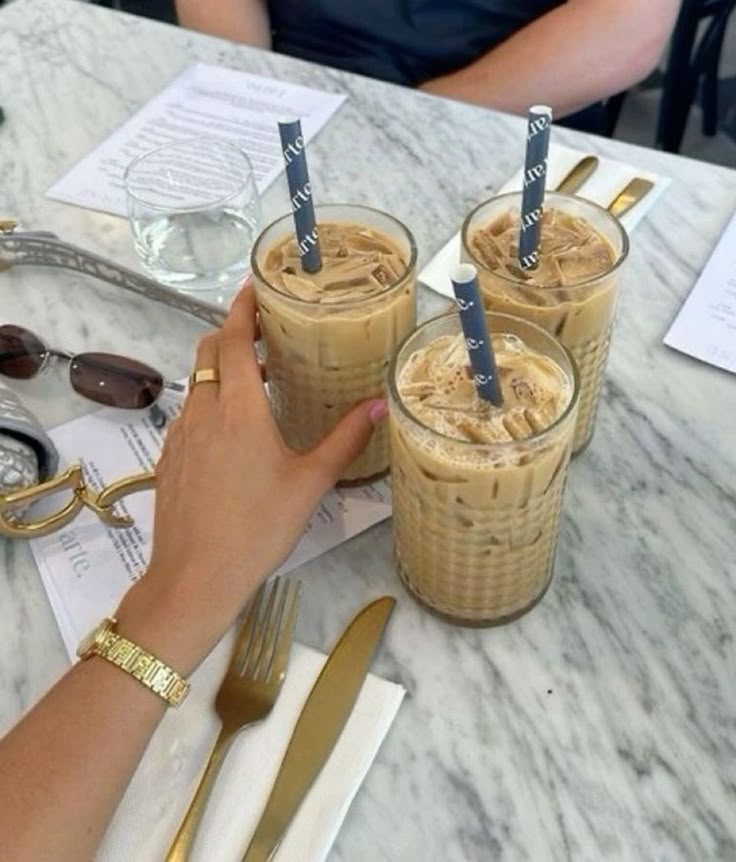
368 399 388 424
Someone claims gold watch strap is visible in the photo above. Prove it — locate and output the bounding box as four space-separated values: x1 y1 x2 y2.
94 619 190 707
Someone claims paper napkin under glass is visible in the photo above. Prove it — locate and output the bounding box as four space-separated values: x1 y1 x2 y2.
95 633 405 862
419 143 671 298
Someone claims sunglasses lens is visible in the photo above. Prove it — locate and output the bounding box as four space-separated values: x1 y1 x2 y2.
0 325 47 379
70 353 164 408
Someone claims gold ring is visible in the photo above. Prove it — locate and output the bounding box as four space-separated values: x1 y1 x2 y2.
189 368 220 388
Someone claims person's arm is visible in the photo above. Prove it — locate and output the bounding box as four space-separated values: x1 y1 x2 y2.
0 284 386 862
421 0 681 117
175 0 271 48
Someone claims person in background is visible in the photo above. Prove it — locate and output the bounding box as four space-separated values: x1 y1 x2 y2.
0 284 385 861
174 0 681 132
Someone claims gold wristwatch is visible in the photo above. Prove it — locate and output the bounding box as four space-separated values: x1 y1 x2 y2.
77 618 190 708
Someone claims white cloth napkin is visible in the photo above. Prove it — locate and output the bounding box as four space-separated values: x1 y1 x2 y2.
96 633 405 862
419 142 671 298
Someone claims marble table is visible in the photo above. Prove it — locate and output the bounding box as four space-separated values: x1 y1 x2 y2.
2 1 735 859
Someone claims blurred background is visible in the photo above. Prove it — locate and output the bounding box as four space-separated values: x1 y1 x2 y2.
611 1 736 168
2 0 735 167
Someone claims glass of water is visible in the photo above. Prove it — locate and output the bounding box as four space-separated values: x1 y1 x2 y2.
124 138 260 292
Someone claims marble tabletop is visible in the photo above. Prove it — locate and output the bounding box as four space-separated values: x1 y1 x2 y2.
1 0 736 859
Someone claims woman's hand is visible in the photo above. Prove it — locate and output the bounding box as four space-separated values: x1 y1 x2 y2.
117 281 386 669
0 281 387 862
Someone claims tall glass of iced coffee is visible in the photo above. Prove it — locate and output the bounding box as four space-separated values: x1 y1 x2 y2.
461 191 628 453
252 204 417 483
389 311 579 625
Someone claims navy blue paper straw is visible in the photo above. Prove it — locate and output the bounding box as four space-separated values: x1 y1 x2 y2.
278 118 322 273
518 105 552 270
451 264 503 406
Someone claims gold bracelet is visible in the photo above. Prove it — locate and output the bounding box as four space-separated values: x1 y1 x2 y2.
77 618 190 708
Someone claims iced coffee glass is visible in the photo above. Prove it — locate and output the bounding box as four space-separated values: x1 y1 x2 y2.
389 311 579 625
461 192 628 453
252 204 417 483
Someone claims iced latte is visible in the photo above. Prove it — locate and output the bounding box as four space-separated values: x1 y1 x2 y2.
252 204 416 483
389 311 579 624
462 191 628 452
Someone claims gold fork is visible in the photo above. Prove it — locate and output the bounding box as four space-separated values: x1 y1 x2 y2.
165 576 302 862
555 155 599 194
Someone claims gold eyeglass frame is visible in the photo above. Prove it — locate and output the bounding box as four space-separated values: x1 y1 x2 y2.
0 466 155 538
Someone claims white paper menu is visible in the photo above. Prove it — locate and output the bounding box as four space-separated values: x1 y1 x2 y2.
46 62 346 218
665 209 736 374
29 399 391 661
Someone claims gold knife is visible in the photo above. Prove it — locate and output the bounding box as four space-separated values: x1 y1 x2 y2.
606 177 654 220
242 596 396 862
555 156 599 194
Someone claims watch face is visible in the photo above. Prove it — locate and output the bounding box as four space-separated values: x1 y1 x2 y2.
77 619 111 659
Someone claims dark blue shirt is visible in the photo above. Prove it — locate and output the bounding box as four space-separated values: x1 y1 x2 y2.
269 0 563 87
